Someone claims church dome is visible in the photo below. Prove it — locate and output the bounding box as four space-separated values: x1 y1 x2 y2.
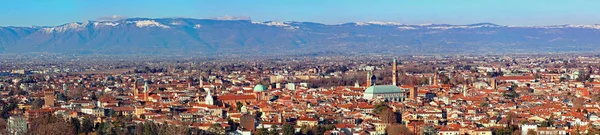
364 85 403 94
253 84 267 92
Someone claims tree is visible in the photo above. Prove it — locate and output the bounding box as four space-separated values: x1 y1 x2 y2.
510 84 517 91
587 126 600 135
96 121 110 135
31 99 44 109
300 125 310 135
208 123 225 135
559 77 567 82
547 115 554 127
493 125 518 135
255 128 269 135
158 124 189 135
109 109 117 117
135 123 144 135
90 92 98 101
504 90 519 99
70 118 81 135
269 125 280 135
1 99 18 119
108 126 118 135
574 125 582 135
423 125 437 135
236 101 244 112
0 119 7 135
313 126 326 135
324 124 335 131
143 122 158 135
282 123 295 135
527 129 537 135
28 115 75 135
81 117 94 135
373 102 387 114
68 86 84 100
386 124 412 135
380 107 397 124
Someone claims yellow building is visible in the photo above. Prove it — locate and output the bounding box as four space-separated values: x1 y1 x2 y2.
374 123 387 135
296 117 318 127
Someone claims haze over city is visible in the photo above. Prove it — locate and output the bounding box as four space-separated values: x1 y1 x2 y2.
1 1 600 135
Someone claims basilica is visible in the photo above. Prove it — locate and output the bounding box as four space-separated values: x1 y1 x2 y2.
362 58 406 102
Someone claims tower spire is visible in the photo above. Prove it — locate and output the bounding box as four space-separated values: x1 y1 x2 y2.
199 76 204 88
392 57 398 86
463 85 468 97
144 80 149 101
433 68 439 86
205 88 214 105
133 79 139 96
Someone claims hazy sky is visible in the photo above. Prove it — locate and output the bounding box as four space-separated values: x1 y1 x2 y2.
1 0 600 26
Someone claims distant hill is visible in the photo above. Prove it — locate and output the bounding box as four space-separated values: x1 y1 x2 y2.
1 18 600 55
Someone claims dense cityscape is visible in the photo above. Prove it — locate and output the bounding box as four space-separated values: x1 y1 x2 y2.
3 1 600 135
1 54 600 135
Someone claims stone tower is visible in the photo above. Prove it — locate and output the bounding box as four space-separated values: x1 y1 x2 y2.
133 79 138 96
44 89 55 107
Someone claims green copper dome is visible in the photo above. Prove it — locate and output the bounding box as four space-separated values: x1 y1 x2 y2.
253 84 267 92
364 85 403 94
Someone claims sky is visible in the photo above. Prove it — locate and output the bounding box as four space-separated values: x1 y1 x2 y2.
1 0 600 26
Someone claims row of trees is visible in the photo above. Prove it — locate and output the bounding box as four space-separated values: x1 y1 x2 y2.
12 115 228 135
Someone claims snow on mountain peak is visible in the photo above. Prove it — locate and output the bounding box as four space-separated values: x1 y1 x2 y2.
352 21 402 26
354 22 369 26
131 20 170 28
513 24 600 30
42 22 90 33
417 23 434 26
257 21 290 27
170 21 182 26
367 21 402 25
426 24 502 30
397 26 418 30
252 21 298 29
563 24 600 30
93 22 120 27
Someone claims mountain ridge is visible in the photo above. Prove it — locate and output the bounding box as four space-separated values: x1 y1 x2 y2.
1 18 600 55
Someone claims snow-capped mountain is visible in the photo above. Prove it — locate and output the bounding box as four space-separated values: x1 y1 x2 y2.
1 18 600 55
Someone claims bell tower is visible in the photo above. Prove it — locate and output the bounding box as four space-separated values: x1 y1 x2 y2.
144 80 149 101
392 58 398 86
433 68 439 86
133 79 139 96
205 89 214 105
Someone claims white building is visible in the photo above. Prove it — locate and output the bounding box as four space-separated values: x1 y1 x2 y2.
521 124 537 135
